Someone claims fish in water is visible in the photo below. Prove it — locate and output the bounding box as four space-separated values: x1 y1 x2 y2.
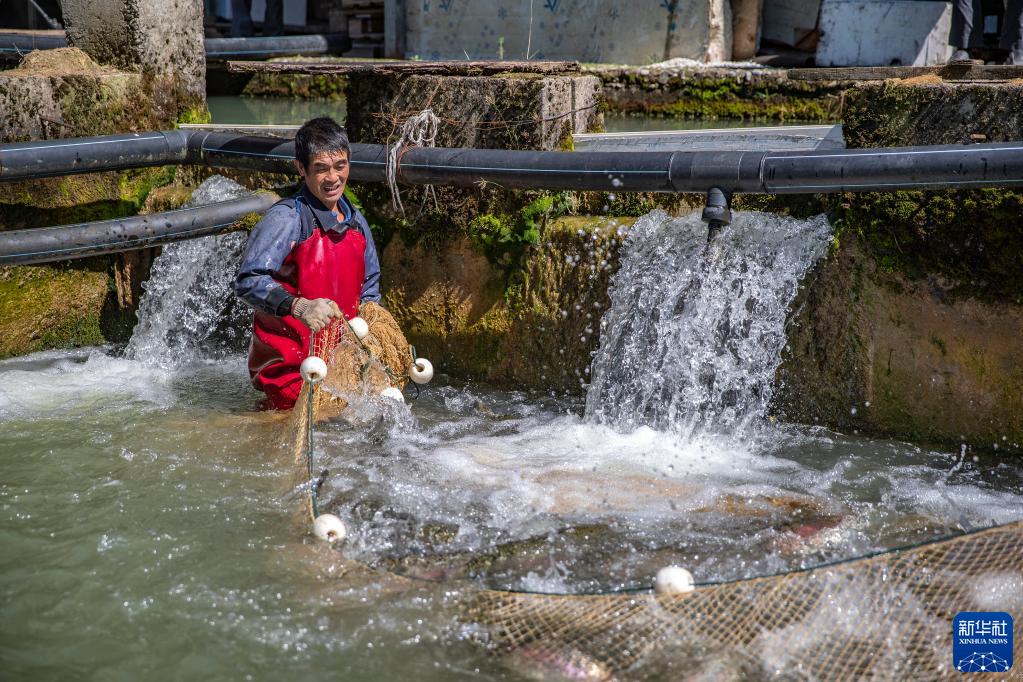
504 642 617 682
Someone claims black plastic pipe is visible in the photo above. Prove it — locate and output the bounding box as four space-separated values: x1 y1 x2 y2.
4 130 1023 195
190 133 1023 194
204 34 352 60
0 32 65 54
0 192 277 266
0 131 189 181
0 32 351 59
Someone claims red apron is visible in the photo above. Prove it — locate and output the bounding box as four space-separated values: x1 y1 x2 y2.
247 226 366 410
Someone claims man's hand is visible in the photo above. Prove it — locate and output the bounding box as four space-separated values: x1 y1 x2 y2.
291 297 342 332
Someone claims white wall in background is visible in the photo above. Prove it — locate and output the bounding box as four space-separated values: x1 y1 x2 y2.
404 0 731 65
817 0 953 66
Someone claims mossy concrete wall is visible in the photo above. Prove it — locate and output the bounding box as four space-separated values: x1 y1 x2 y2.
208 58 348 99
586 65 845 122
374 74 1022 451
0 167 174 358
843 76 1023 146
0 261 130 359
205 59 846 126
345 72 602 150
773 78 1023 450
0 48 193 358
382 216 629 391
775 233 1023 449
0 49 164 142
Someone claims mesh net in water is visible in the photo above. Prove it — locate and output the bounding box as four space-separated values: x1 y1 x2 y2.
466 520 1023 679
290 330 1023 680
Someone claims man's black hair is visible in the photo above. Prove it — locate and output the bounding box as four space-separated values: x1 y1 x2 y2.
294 117 351 168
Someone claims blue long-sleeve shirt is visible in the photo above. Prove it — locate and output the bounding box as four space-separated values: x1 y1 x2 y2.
234 187 381 316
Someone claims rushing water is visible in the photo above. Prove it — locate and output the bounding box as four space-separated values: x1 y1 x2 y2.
125 177 253 366
586 210 832 438
2 190 1022 679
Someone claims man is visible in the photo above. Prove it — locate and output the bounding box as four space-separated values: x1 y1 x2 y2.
949 0 1023 64
234 117 381 410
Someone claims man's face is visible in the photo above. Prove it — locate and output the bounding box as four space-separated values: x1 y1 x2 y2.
294 150 350 209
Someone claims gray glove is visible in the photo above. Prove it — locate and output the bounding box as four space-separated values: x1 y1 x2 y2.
291 297 341 332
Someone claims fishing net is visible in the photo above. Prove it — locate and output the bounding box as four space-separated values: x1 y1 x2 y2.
466 520 1023 679
289 301 412 476
287 321 1023 680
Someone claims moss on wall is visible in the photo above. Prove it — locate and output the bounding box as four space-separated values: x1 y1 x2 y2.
774 233 1023 451
0 167 176 231
833 189 1023 304
242 72 347 99
0 259 133 359
843 79 1023 148
0 49 185 143
382 214 633 392
345 72 602 152
590 65 845 122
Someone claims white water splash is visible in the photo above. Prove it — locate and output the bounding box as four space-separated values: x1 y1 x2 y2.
124 176 253 366
586 209 832 440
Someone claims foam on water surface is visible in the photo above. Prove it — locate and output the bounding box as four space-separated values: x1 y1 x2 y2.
316 384 1023 592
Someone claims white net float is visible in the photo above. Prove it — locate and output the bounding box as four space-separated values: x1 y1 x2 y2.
347 316 369 340
380 386 405 402
300 356 328 384
409 358 434 385
312 513 347 543
654 566 694 595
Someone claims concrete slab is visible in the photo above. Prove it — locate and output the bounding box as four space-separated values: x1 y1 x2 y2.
62 0 205 103
817 0 953 67
572 124 845 152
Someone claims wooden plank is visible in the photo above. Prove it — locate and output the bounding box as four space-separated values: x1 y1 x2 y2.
788 63 1023 81
226 59 581 76
572 124 845 153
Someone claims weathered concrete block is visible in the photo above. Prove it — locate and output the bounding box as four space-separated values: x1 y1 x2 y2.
381 216 630 391
403 0 730 65
345 72 602 150
770 79 1023 451
0 49 154 143
843 78 1023 147
0 262 123 360
817 0 953 67
62 0 205 109
776 234 1023 449
589 64 845 122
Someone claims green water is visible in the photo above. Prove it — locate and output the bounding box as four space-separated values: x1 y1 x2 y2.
2 347 1021 679
0 351 484 680
207 96 347 126
205 95 805 134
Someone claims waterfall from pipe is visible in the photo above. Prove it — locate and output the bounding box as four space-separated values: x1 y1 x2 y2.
585 209 833 440
124 176 254 365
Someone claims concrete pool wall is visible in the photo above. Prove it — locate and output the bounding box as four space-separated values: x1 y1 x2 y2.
1 61 1021 451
